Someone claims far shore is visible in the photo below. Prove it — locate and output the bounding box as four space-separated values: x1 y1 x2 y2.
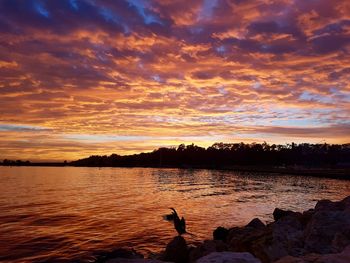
1 163 349 180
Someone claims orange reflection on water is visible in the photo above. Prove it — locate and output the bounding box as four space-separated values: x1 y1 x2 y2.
0 166 349 262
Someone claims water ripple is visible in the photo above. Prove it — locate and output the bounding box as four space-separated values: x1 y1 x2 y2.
0 167 349 262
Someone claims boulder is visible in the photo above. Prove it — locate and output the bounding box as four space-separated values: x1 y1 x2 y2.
106 259 171 263
227 225 273 263
273 208 301 222
228 213 306 262
304 209 350 253
249 216 303 262
332 227 350 252
274 244 350 263
196 252 261 263
162 236 188 263
314 196 350 212
315 199 343 211
228 226 263 250
213 227 229 241
341 196 350 210
189 240 227 262
246 218 265 230
299 209 314 227
222 196 350 262
95 248 143 263
270 215 305 257
316 244 350 263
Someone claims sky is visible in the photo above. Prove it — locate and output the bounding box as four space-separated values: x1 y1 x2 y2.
0 0 350 161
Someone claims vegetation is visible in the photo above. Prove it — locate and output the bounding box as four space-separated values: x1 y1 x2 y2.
0 159 66 166
1 159 31 166
70 142 350 169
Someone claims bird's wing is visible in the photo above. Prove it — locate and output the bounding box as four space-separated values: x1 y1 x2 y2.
170 208 178 216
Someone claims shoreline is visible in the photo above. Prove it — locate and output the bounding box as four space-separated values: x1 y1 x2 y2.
98 195 350 263
1 164 349 180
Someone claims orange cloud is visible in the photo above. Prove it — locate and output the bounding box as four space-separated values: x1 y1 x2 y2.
0 0 349 161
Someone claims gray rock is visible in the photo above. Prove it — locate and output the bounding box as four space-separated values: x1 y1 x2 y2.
163 236 188 263
342 196 350 210
273 208 301 222
106 259 171 263
196 252 261 263
274 244 350 263
315 199 343 211
227 225 272 263
213 226 229 241
299 209 314 227
227 215 304 262
270 215 305 258
315 196 350 212
304 209 350 253
189 240 227 262
332 227 350 252
246 218 265 230
95 248 143 262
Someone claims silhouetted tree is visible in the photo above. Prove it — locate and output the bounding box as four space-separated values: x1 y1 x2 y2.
69 142 350 169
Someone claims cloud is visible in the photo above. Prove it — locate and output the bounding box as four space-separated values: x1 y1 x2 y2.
254 124 350 137
0 123 50 132
0 0 349 160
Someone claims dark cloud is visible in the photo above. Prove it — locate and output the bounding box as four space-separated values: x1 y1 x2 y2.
313 20 350 36
0 0 172 36
0 0 349 160
311 34 350 54
248 20 304 39
328 68 350 81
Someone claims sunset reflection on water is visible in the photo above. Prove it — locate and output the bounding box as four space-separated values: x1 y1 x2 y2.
0 167 349 262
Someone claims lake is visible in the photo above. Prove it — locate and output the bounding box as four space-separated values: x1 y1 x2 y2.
0 166 349 262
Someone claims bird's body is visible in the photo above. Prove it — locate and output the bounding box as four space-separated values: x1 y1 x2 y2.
170 208 186 235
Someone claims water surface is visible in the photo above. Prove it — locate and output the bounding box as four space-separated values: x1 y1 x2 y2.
0 167 349 262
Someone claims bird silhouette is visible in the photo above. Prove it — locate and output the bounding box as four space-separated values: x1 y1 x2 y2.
170 208 186 235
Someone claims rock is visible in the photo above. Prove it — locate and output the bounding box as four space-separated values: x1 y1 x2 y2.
213 227 229 241
106 259 171 263
332 227 350 252
228 214 306 262
273 208 301 222
246 218 265 229
299 209 314 227
268 215 305 260
341 196 350 210
208 196 350 262
227 225 272 263
196 252 261 263
95 248 143 263
227 226 266 249
315 196 350 212
304 209 350 253
274 254 324 263
189 240 227 262
244 230 273 263
318 244 350 263
162 236 188 263
315 199 343 211
274 244 350 263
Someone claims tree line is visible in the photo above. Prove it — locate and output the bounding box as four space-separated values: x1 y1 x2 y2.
70 142 350 168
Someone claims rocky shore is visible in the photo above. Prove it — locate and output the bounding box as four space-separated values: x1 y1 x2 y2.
98 195 350 263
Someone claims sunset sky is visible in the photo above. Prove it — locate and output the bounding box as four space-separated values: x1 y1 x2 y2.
0 0 350 161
